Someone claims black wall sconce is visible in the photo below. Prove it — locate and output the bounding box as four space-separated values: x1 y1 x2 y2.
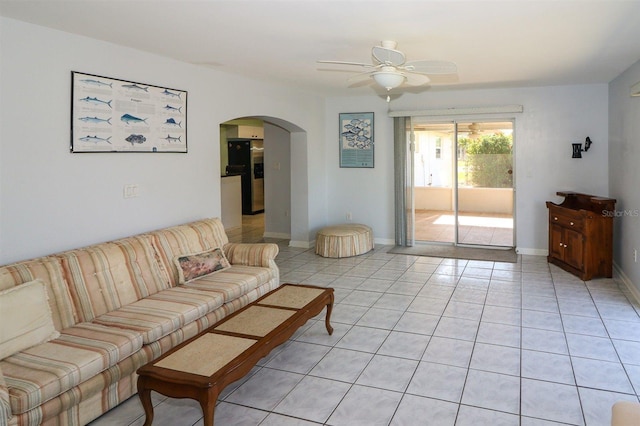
572 136 593 158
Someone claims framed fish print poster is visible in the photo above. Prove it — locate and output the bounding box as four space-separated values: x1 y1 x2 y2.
71 71 187 153
339 112 374 168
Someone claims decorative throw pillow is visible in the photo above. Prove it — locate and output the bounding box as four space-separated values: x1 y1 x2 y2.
174 248 231 284
0 279 60 360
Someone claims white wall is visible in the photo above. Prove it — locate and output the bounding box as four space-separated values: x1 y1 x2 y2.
609 59 640 297
263 122 291 238
322 99 396 244
326 84 610 252
0 18 325 263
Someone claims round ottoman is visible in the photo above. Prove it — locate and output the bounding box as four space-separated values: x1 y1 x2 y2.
315 223 374 258
612 401 640 426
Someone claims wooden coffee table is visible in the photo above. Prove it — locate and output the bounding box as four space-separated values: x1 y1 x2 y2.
136 284 334 426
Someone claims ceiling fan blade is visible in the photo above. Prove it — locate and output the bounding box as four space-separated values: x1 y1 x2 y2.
404 72 431 86
402 60 458 74
320 41 456 92
317 60 377 68
372 46 406 66
347 71 374 83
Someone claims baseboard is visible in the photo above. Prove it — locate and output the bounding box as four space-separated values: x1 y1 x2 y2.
515 247 548 256
613 262 640 306
375 237 395 246
263 232 290 239
289 240 313 249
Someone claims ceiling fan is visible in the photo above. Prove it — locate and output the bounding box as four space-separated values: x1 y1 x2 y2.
467 122 481 139
318 40 457 91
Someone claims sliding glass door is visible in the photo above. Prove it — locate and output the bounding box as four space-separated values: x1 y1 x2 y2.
456 122 514 247
401 118 514 248
411 121 456 243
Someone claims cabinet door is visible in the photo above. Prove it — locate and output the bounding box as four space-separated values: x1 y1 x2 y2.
563 228 584 270
238 126 264 139
549 224 564 260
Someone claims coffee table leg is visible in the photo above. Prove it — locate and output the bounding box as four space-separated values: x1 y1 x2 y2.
137 377 154 426
200 403 214 426
325 293 334 335
200 388 218 426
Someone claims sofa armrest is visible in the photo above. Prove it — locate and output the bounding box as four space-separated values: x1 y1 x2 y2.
0 365 12 425
223 243 279 268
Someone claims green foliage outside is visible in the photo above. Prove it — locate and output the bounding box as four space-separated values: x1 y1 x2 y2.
458 133 513 188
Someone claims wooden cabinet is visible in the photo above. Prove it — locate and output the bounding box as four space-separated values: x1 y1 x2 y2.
226 125 264 139
546 192 616 280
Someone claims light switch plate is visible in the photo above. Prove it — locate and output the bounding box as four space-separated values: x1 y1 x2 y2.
124 184 139 198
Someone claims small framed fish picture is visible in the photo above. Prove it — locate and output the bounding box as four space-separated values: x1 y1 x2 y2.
71 71 187 153
339 112 374 168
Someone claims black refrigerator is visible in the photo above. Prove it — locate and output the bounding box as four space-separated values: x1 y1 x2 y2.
227 139 264 215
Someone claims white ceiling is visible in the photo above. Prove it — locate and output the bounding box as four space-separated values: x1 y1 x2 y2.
2 0 640 97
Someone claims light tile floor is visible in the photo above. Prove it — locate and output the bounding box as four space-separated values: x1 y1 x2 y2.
90 241 640 426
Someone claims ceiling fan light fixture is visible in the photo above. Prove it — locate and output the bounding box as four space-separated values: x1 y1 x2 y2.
318 40 457 92
372 70 406 91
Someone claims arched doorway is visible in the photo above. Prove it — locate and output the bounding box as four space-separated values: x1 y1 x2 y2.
219 116 308 246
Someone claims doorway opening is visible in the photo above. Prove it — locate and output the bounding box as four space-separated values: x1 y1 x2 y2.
410 119 514 248
220 118 266 240
220 116 301 245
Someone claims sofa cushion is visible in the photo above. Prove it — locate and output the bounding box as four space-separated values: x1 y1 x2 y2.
58 235 171 322
0 256 77 331
0 279 60 360
149 218 230 286
58 323 144 368
1 323 143 415
0 365 10 422
92 287 225 344
183 265 276 303
175 248 231 284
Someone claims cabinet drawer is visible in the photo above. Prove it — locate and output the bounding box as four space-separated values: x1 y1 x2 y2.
550 213 584 231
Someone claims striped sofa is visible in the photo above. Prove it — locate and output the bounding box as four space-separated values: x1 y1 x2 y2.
0 218 279 426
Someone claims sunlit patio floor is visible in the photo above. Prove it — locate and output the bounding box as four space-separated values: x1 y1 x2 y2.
415 210 513 247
